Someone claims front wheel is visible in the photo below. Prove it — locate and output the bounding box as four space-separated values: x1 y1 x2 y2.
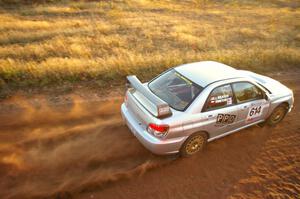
180 132 208 157
266 104 288 126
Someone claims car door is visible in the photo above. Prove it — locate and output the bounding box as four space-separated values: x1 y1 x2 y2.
199 84 239 138
232 82 270 127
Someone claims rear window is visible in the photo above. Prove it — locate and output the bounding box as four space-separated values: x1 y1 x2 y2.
148 69 203 111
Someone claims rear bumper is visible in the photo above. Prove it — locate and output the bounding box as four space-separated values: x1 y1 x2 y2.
121 103 185 155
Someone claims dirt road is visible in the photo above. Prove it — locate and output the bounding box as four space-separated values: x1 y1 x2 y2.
0 71 299 199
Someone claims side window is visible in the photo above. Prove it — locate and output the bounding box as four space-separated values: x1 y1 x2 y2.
205 84 234 111
232 82 263 103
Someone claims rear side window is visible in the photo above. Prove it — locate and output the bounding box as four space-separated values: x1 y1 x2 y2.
205 84 234 111
232 82 263 103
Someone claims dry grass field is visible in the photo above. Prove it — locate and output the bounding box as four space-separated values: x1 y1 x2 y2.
0 0 299 91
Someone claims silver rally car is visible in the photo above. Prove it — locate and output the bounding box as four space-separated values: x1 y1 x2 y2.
121 61 294 156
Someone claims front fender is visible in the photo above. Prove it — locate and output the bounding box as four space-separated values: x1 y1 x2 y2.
267 94 293 118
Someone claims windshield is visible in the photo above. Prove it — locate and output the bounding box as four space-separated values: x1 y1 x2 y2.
148 69 203 111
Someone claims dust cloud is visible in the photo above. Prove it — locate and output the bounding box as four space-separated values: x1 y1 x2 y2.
0 96 173 199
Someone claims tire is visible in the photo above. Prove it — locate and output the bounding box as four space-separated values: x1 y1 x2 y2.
266 104 288 126
180 132 208 157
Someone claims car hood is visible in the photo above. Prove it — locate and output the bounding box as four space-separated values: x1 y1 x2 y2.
239 70 292 96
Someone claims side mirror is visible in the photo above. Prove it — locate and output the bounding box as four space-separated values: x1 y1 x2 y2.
264 92 269 101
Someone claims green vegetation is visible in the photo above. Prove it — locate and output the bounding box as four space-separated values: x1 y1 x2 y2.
0 0 299 90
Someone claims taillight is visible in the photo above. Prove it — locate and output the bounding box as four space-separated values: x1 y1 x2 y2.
147 123 169 138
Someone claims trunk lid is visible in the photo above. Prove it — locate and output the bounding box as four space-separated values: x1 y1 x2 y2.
126 75 172 119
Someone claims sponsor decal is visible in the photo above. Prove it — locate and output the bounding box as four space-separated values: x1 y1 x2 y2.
216 113 236 125
227 97 233 105
210 96 233 106
175 72 192 85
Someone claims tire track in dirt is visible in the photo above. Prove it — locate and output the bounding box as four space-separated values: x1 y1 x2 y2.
227 73 300 198
0 96 174 199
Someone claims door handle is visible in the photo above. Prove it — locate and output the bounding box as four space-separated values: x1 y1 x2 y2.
207 114 214 118
242 105 248 109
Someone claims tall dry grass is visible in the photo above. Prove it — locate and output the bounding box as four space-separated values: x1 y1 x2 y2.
0 0 299 90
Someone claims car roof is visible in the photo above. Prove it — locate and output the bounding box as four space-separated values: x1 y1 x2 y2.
174 61 241 87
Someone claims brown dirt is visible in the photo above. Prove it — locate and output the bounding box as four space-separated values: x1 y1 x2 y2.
0 71 299 199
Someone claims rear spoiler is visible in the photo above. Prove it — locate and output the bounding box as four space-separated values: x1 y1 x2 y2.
126 75 172 118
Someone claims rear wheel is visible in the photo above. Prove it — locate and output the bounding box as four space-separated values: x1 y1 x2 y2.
267 104 288 126
180 132 208 157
